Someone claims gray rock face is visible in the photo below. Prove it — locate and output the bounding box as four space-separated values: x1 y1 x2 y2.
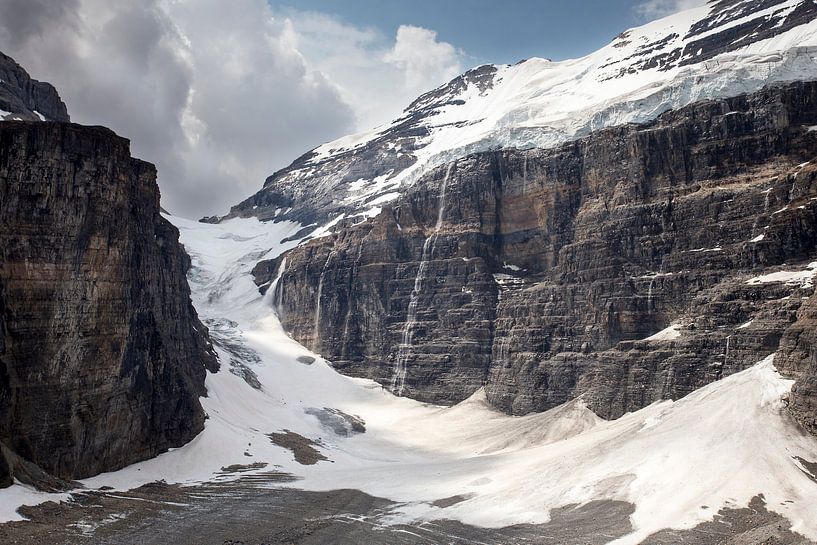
262 81 817 420
777 290 817 434
0 52 69 122
0 121 217 487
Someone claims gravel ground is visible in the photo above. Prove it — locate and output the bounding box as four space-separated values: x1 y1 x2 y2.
0 473 813 545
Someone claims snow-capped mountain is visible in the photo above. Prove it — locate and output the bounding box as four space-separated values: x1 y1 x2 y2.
225 0 817 228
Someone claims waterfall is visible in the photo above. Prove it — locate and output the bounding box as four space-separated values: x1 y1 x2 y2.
391 163 454 395
340 241 365 359
724 335 731 366
497 337 511 367
312 251 334 353
266 256 288 320
752 188 772 239
647 261 665 312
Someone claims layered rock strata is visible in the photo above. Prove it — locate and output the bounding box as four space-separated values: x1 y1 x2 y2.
0 121 217 487
261 81 817 424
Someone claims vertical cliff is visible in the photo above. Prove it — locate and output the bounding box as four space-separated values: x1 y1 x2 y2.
0 121 218 487
778 291 817 434
263 81 817 424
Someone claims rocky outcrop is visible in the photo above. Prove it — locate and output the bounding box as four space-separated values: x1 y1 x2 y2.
777 290 817 434
0 121 217 487
0 52 69 122
262 81 817 420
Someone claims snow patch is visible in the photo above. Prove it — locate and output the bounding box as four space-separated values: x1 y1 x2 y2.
644 324 682 341
746 262 817 288
690 246 723 252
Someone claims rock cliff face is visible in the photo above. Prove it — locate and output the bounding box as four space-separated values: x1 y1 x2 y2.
0 52 69 122
262 81 817 424
0 121 217 487
778 290 817 434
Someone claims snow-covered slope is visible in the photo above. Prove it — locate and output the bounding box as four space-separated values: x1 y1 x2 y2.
3 215 816 543
228 0 817 227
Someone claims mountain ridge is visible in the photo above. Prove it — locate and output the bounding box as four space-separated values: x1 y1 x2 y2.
223 0 817 231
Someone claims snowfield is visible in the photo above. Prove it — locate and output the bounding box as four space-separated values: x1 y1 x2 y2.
3 214 816 544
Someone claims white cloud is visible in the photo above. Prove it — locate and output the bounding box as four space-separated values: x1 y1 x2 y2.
164 0 355 216
0 0 464 217
384 25 463 97
636 0 709 19
275 13 464 131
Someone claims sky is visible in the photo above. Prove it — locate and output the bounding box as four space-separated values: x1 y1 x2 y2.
0 0 706 218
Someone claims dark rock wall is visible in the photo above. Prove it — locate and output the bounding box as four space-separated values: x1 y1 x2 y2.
270 179 501 404
0 122 217 486
266 81 817 423
778 290 817 434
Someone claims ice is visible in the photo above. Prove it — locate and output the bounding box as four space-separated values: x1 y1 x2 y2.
5 1 817 534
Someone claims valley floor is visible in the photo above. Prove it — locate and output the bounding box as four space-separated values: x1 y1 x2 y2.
0 476 810 545
2 215 817 544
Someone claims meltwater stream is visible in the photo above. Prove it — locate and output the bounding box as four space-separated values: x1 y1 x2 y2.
269 256 287 318
390 163 455 395
312 251 335 353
